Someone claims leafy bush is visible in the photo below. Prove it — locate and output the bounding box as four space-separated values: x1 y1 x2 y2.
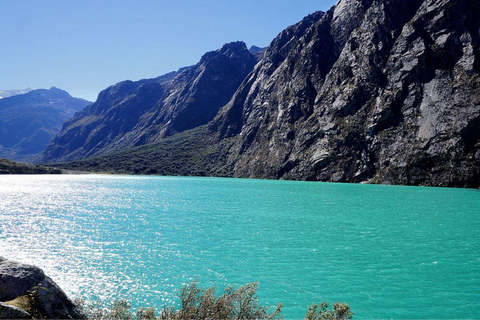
75 281 352 320
75 299 133 320
157 281 282 320
305 302 353 320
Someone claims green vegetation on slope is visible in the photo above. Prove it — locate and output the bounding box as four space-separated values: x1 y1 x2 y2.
75 281 353 320
56 126 235 177
0 158 62 174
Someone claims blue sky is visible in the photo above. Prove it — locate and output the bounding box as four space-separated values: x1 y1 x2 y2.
1 0 337 101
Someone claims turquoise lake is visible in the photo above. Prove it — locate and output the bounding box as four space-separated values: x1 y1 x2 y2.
1 175 479 319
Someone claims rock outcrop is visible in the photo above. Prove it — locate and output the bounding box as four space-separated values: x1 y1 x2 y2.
0 302 31 319
0 257 84 319
43 41 258 162
0 87 90 162
210 0 480 187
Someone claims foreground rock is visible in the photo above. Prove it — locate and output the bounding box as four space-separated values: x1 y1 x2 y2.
0 302 31 319
0 257 85 319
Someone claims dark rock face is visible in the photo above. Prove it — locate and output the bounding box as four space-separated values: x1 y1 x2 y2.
0 257 84 319
0 87 90 162
43 41 257 162
0 302 31 319
0 258 45 301
211 0 480 188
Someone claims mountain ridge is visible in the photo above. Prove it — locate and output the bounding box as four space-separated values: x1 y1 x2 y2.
42 41 258 162
45 0 480 188
0 88 32 99
0 87 91 161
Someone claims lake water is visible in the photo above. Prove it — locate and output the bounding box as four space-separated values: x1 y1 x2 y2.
0 175 479 319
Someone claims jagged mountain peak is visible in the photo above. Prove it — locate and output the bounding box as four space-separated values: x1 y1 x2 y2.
43 42 258 162
218 41 249 54
198 41 255 66
34 87 76 100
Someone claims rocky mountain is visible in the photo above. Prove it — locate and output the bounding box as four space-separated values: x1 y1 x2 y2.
42 41 258 162
0 88 32 99
0 87 90 161
210 0 480 187
48 0 480 188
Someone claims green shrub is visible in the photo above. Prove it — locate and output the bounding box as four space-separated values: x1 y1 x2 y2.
75 281 352 320
135 307 156 320
305 302 353 320
159 281 282 320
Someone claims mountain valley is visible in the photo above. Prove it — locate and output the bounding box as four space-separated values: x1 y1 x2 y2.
42 0 480 188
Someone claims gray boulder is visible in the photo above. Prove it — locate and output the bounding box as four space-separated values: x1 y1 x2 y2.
0 302 31 319
0 257 45 301
0 257 85 319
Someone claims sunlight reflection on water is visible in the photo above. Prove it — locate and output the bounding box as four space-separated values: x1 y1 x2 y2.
1 174 480 319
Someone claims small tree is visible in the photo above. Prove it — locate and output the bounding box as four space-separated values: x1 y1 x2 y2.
73 281 353 320
135 307 156 320
305 302 353 320
158 281 282 320
106 300 133 320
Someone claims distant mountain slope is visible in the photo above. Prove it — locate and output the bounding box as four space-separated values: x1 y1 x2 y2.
249 45 267 60
42 41 258 162
0 87 91 161
0 88 32 99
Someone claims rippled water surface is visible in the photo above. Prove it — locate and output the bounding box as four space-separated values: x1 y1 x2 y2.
1 175 479 319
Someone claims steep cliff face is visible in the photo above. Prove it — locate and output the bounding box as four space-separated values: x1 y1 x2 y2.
0 87 90 161
43 42 257 162
211 0 480 187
